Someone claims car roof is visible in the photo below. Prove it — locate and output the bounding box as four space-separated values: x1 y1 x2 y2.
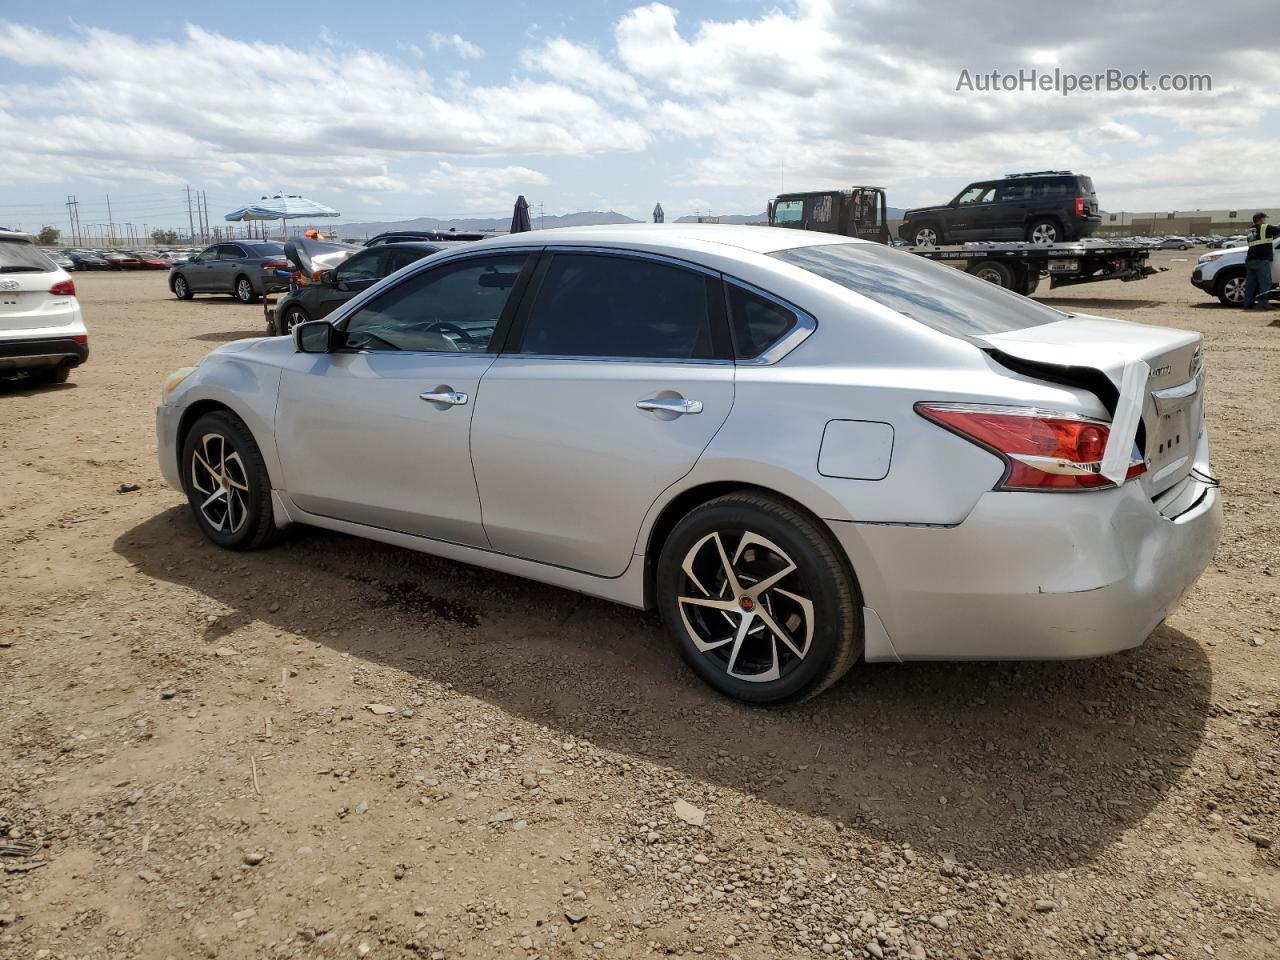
464 223 861 257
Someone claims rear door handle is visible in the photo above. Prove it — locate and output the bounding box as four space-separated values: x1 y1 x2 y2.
636 397 702 415
420 390 468 405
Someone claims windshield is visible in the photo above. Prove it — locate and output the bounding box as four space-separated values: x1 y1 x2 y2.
770 242 1066 338
0 240 55 273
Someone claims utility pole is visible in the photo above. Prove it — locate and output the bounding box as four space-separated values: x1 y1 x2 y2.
65 195 81 246
186 185 196 244
105 194 114 246
200 191 210 242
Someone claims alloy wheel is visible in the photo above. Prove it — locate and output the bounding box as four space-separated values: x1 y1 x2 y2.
237 278 253 302
676 530 814 683
1223 276 1246 305
190 432 251 534
914 227 937 247
1030 223 1058 244
174 276 187 297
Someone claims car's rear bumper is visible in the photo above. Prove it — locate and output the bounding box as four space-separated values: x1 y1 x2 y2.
0 335 88 372
832 476 1222 661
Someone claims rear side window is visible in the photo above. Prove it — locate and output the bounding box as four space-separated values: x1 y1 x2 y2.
727 284 799 360
516 254 722 360
0 241 54 273
216 244 246 260
771 242 1065 337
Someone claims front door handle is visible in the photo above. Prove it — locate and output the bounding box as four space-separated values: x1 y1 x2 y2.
636 397 702 415
420 389 468 405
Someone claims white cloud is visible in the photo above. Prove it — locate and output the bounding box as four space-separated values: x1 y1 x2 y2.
430 32 482 60
522 37 646 108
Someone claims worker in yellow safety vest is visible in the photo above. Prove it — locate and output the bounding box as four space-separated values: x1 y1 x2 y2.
1243 211 1277 310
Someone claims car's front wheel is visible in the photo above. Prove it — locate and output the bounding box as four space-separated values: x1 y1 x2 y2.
234 276 259 304
172 274 192 300
656 493 862 705
1216 270 1246 307
277 305 308 336
180 411 278 550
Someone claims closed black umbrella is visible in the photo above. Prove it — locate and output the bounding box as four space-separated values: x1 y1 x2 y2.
510 195 533 234
653 203 664 224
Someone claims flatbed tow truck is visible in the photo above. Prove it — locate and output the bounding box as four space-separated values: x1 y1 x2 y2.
766 186 1162 296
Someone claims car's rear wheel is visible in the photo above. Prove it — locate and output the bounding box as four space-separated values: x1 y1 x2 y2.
235 276 259 304
180 411 277 551
1027 219 1060 244
172 274 192 300
656 493 861 705
968 259 1015 289
913 224 941 247
1216 271 1246 307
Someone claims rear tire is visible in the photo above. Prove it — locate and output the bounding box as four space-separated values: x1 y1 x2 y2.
656 492 862 706
43 365 72 384
172 274 192 300
1216 271 1246 307
1027 219 1060 245
235 276 260 304
967 259 1015 289
913 224 942 247
180 411 278 551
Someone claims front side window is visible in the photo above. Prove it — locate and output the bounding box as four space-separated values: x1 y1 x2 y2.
194 247 217 263
343 254 526 353
515 253 721 361
956 185 995 205
772 200 804 224
772 242 1064 338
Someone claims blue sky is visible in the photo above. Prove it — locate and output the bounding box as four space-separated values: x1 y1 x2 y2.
1 1 1276 235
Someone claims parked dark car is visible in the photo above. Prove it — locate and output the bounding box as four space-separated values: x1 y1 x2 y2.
68 251 110 270
104 252 141 270
169 241 291 304
365 229 485 246
265 240 446 335
898 171 1101 246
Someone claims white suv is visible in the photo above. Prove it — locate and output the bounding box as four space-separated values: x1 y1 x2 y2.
0 229 88 382
1190 239 1279 306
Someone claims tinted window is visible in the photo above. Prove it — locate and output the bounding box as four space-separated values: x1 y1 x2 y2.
343 254 526 353
771 242 1064 337
996 182 1033 201
517 254 718 360
383 246 436 274
245 242 286 257
334 250 384 283
810 195 833 223
0 241 54 272
1076 176 1096 196
727 284 799 360
216 244 246 260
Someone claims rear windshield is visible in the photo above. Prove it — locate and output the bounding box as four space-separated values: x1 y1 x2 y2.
0 240 55 273
1076 176 1095 196
771 242 1065 337
245 242 286 256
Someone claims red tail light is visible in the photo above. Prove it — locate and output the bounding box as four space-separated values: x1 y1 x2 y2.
50 279 76 297
917 403 1145 491
261 260 290 271
72 335 87 344
1074 196 1085 217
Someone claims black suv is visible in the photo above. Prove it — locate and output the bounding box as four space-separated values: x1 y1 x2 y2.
898 171 1101 246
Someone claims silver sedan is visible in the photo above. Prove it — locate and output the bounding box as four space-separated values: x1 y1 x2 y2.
156 225 1221 704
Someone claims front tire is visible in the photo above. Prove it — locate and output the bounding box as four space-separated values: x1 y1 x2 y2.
180 411 278 551
235 276 260 304
1216 271 1246 307
172 274 192 300
276 305 308 336
656 493 862 705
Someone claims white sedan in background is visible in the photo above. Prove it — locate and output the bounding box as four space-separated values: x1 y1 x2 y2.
157 225 1221 704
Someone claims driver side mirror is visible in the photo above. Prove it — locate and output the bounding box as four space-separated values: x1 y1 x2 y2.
294 320 342 353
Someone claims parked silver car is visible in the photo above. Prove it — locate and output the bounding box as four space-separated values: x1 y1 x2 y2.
156 225 1221 704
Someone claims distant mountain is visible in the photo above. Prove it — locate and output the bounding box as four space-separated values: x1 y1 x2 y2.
332 210 641 238
676 212 768 224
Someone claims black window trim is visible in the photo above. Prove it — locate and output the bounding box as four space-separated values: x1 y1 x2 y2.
327 249 538 357
500 245 734 365
216 243 248 260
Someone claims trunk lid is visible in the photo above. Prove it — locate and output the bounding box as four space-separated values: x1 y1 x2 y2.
979 315 1204 498
284 235 362 280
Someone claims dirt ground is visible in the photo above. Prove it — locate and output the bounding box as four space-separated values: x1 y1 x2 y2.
1 251 1277 960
